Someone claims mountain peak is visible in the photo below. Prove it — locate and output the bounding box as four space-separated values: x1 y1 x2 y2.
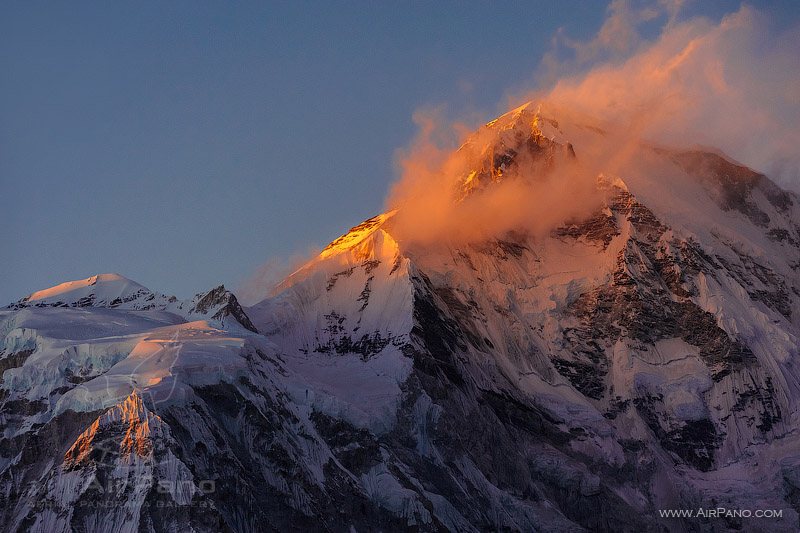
27 273 135 298
482 101 564 139
7 273 165 310
186 285 258 333
457 102 576 198
319 210 398 260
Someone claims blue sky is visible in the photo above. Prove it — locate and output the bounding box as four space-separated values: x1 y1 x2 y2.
2 1 798 303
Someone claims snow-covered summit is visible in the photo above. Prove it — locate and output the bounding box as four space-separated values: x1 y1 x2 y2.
481 101 565 140
6 273 175 310
5 274 258 333
180 285 259 333
457 101 576 198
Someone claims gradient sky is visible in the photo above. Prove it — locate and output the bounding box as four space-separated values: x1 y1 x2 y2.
2 1 798 304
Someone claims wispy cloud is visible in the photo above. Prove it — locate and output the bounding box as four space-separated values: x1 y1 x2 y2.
518 1 800 188
383 1 800 247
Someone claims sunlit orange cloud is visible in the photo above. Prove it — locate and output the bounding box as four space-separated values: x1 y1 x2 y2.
385 106 605 246
517 3 800 187
385 2 800 247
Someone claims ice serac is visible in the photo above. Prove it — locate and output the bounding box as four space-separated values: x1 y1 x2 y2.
2 103 800 531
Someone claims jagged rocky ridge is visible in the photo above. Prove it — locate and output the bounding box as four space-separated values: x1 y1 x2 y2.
1 104 800 531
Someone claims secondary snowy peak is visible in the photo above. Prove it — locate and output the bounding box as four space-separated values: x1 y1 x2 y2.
6 273 175 310
5 272 259 334
318 210 397 260
180 285 258 333
273 210 402 293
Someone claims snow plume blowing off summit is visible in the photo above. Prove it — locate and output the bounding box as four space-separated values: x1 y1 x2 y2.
385 105 606 245
386 1 800 246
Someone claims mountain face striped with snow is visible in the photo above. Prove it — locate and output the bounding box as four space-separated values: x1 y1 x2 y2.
2 104 800 532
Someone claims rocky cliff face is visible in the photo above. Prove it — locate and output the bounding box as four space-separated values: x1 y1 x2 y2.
2 105 800 532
